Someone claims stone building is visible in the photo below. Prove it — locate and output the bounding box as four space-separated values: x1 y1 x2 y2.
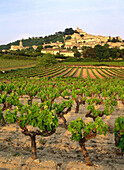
41 48 74 57
32 45 38 50
41 27 124 55
41 48 60 55
10 40 29 51
76 27 83 34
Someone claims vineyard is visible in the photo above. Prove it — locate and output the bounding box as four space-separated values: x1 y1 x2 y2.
0 58 37 70
0 65 124 80
0 72 123 169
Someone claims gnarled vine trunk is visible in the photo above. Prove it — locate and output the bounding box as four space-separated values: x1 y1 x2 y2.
75 100 80 113
79 138 93 166
1 117 6 125
30 135 37 159
79 131 97 166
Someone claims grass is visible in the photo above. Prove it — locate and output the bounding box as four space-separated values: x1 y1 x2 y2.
78 67 83 78
61 61 124 66
1 58 124 71
0 58 38 70
86 67 91 79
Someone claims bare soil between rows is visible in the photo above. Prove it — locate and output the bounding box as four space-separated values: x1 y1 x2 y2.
0 100 124 170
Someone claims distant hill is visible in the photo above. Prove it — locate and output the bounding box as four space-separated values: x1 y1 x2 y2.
0 28 75 51
1 27 123 52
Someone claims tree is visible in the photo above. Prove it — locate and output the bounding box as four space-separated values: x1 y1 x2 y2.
64 28 75 35
55 53 65 59
109 47 119 60
81 34 84 37
83 48 96 59
65 36 71 40
72 46 77 52
94 45 110 61
103 50 110 60
36 45 43 52
82 46 90 50
44 45 53 49
74 51 81 58
61 44 65 49
38 53 57 68
108 37 121 43
120 49 124 59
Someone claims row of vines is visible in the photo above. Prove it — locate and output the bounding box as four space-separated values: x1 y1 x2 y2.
0 66 124 80
0 76 124 166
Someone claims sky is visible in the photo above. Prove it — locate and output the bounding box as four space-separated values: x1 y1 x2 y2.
0 0 124 45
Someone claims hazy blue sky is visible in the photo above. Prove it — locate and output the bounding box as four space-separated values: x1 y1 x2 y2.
0 0 123 45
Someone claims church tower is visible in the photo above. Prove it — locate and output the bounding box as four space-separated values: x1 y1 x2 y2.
76 27 83 33
19 40 23 48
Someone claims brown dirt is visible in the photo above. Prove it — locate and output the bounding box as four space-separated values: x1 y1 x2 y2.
116 69 124 74
81 68 87 79
101 69 116 77
102 69 118 77
48 67 68 78
0 100 124 170
99 68 124 78
92 69 104 79
97 69 110 78
59 68 72 77
88 69 96 79
80 68 83 78
107 69 124 78
73 68 81 78
65 68 76 77
112 69 124 76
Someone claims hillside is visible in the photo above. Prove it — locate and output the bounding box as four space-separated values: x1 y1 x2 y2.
0 28 75 51
1 27 124 52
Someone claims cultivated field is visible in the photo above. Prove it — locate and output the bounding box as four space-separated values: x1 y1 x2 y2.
51 66 124 79
0 100 124 170
0 63 124 169
0 59 37 70
0 65 124 80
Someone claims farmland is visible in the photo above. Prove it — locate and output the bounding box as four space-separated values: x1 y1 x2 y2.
0 65 124 80
0 58 37 70
0 68 124 169
1 3 124 169
61 60 124 67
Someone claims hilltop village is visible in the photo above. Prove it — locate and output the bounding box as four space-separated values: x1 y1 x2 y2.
7 27 124 57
